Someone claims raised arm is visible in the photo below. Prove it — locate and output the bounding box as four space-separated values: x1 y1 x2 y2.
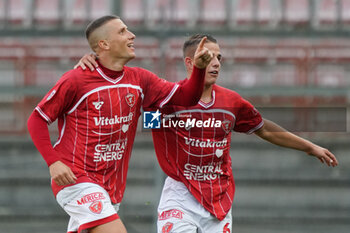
254 119 338 167
167 37 212 106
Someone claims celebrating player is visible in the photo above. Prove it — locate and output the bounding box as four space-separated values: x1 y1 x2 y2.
76 34 338 233
154 34 337 233
27 16 213 233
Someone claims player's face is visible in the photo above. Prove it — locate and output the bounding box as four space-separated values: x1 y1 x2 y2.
105 19 136 60
204 42 221 86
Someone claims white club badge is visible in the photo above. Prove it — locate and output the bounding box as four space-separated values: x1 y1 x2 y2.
122 124 129 133
215 149 223 158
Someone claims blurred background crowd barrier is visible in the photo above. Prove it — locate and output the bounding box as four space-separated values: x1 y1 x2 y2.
0 1 349 233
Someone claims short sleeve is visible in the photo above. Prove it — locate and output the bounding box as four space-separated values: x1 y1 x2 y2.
35 74 77 124
234 98 263 134
139 68 178 109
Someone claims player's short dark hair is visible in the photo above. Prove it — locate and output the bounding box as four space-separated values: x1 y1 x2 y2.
85 15 120 40
183 34 217 58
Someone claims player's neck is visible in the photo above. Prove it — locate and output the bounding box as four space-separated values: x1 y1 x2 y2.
97 56 126 71
97 60 124 79
201 85 213 103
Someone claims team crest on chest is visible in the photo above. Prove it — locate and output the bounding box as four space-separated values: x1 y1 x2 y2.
222 120 233 134
125 93 135 107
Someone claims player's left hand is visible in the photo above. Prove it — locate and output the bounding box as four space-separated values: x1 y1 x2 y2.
74 53 98 71
307 145 338 167
193 37 213 69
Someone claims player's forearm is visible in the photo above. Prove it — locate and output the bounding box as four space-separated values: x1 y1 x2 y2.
27 111 61 166
255 119 314 153
168 66 206 106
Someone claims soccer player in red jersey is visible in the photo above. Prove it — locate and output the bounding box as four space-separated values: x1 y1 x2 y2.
27 16 213 233
153 34 338 233
76 34 338 233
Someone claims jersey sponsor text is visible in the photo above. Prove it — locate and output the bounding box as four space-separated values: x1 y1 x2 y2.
184 136 227 148
93 113 134 126
184 162 224 181
94 139 127 162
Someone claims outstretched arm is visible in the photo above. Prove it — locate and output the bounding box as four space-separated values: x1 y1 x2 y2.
254 119 338 167
27 111 77 185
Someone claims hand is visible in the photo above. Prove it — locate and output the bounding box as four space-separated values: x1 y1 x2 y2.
74 53 98 71
49 161 77 186
193 37 213 69
307 145 338 167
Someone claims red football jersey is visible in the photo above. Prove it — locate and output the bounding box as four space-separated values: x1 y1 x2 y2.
152 84 263 220
35 66 178 204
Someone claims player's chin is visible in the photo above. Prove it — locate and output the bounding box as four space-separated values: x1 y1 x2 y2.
129 52 136 59
125 53 136 61
205 77 218 86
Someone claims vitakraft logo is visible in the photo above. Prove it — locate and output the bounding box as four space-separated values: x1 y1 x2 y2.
143 110 161 129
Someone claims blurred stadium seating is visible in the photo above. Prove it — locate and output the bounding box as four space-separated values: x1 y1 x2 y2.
0 0 348 30
0 1 349 233
33 0 61 27
5 0 32 28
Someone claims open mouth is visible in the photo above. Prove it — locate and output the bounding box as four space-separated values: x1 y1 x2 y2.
209 71 219 75
127 43 134 49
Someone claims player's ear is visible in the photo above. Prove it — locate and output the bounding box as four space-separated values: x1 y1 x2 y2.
98 39 110 50
184 57 193 70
